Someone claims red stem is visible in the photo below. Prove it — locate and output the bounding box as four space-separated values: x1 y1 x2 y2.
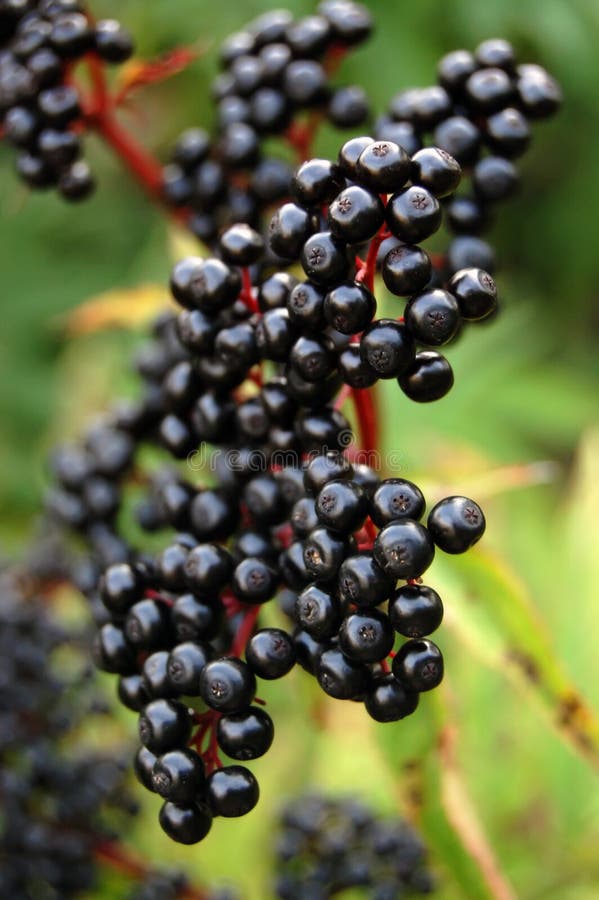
230 605 261 658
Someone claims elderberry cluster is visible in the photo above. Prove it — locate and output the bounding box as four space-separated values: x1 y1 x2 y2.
376 38 562 273
0 564 136 897
270 137 497 402
275 794 434 899
162 1 373 247
47 220 486 846
0 0 133 199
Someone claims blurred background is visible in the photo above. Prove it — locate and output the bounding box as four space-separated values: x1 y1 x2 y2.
1 0 598 897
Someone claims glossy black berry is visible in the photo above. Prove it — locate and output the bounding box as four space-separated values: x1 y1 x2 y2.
465 67 514 112
473 155 519 203
386 186 442 243
219 223 264 266
445 195 490 235
448 267 497 320
437 49 477 94
337 344 378 388
392 639 444 692
434 115 481 165
339 609 394 663
232 558 277 604
359 319 415 379
475 38 516 72
315 480 368 533
159 801 213 844
337 553 394 607
217 707 274 760
100 562 144 615
166 641 211 695
290 335 336 383
124 599 170 650
337 135 374 175
134 745 158 792
292 157 344 207
199 658 256 713
370 478 426 527
207 765 259 817
170 257 241 313
300 232 350 285
270 203 316 259
317 648 369 700
404 288 461 346
92 623 137 675
138 700 192 754
94 19 134 63
389 585 444 638
304 451 353 496
283 59 328 106
328 85 370 127
365 675 419 722
486 107 530 158
295 584 341 640
411 147 461 199
255 308 296 361
516 63 562 118
373 520 435 579
356 140 411 192
152 748 206 804
398 351 454 402
328 185 385 244
189 490 238 542
381 244 432 297
447 236 496 274
245 628 296 679
427 495 485 553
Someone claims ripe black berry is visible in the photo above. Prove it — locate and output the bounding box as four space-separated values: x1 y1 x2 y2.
159 801 213 844
359 320 415 379
152 748 206 804
373 520 435 579
388 585 444 638
138 700 192 754
245 628 296 679
404 288 461 346
207 765 259 817
398 351 454 403
386 186 442 243
392 639 444 692
427 495 486 553
328 185 385 244
338 609 394 663
448 267 498 320
381 244 432 297
365 675 419 722
199 658 256 713
217 707 275 760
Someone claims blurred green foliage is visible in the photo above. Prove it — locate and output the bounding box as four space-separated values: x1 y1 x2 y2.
1 1 598 898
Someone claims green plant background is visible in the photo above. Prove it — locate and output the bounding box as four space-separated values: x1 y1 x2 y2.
1 1 598 897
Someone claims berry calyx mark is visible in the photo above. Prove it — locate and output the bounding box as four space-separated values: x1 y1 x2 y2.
411 192 429 210
372 142 390 157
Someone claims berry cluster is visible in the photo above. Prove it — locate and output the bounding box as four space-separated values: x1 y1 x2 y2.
48 214 485 845
0 563 136 897
39 1 562 854
275 794 434 899
0 559 235 898
270 138 496 403
0 0 133 199
162 1 373 248
376 38 562 274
